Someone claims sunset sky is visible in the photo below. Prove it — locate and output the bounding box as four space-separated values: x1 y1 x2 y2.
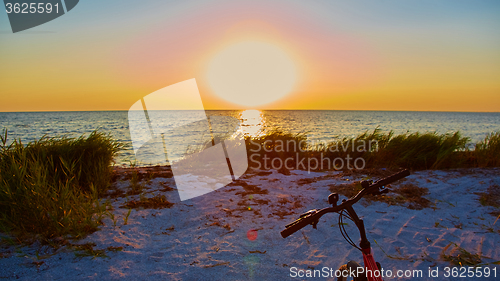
1 0 499 112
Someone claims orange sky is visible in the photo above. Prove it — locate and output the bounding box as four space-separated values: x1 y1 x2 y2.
0 0 499 112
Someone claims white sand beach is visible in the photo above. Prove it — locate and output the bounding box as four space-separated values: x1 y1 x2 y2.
1 168 499 280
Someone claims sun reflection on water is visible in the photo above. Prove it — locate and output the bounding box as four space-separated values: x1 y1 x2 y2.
239 109 265 137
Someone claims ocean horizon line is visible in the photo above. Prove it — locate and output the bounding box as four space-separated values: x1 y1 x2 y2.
1 109 500 114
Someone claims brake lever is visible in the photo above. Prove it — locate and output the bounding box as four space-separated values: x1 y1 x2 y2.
361 179 392 196
371 187 391 196
311 220 318 229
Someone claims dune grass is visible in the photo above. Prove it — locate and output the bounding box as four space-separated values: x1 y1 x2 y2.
246 128 499 171
177 126 498 171
0 130 121 242
367 130 469 169
474 132 500 167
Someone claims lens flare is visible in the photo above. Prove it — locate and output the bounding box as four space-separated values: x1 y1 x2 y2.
247 229 258 241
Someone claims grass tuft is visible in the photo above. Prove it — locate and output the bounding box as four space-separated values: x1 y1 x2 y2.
442 243 482 267
475 132 500 167
374 131 469 169
245 128 499 171
0 130 121 242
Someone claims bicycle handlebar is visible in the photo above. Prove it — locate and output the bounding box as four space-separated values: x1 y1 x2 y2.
281 169 410 238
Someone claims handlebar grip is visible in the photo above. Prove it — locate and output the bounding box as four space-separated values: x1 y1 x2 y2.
281 216 314 238
376 169 410 187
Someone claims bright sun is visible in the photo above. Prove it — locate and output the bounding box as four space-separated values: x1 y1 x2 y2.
207 41 297 108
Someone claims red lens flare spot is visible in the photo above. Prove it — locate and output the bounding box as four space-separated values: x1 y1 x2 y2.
247 229 258 241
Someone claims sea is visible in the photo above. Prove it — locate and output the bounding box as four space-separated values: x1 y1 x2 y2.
1 110 499 166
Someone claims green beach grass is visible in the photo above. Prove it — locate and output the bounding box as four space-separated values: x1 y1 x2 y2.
246 128 500 171
0 130 121 242
474 132 500 167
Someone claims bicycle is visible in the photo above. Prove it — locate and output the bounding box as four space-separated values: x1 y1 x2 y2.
281 169 411 281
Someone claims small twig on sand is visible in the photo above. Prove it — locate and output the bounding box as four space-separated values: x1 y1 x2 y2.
249 250 266 254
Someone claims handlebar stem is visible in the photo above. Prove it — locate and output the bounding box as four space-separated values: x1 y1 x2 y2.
345 205 370 250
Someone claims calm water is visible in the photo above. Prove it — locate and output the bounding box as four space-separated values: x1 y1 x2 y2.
1 110 499 166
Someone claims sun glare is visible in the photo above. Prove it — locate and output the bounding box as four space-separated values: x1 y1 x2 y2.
239 109 265 137
207 41 297 108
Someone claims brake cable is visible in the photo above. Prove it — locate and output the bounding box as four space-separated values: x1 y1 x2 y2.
338 210 362 251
